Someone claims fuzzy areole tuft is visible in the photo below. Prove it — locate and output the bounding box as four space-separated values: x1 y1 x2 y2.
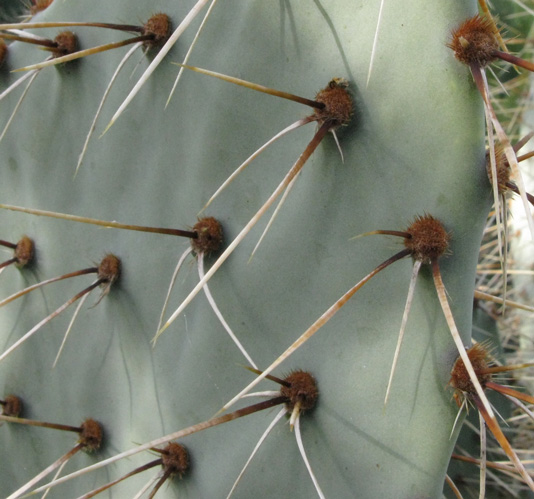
449 343 492 395
281 370 319 413
0 40 7 68
79 418 103 452
14 236 34 268
143 13 172 48
449 15 499 68
1 395 23 417
161 442 190 478
30 0 54 15
97 254 121 285
314 78 353 129
486 145 510 193
53 31 78 58
191 217 224 255
404 215 450 264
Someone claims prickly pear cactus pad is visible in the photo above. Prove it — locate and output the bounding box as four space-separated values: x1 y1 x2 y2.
0 0 488 497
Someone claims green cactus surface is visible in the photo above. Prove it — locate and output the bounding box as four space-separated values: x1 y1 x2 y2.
0 0 493 497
